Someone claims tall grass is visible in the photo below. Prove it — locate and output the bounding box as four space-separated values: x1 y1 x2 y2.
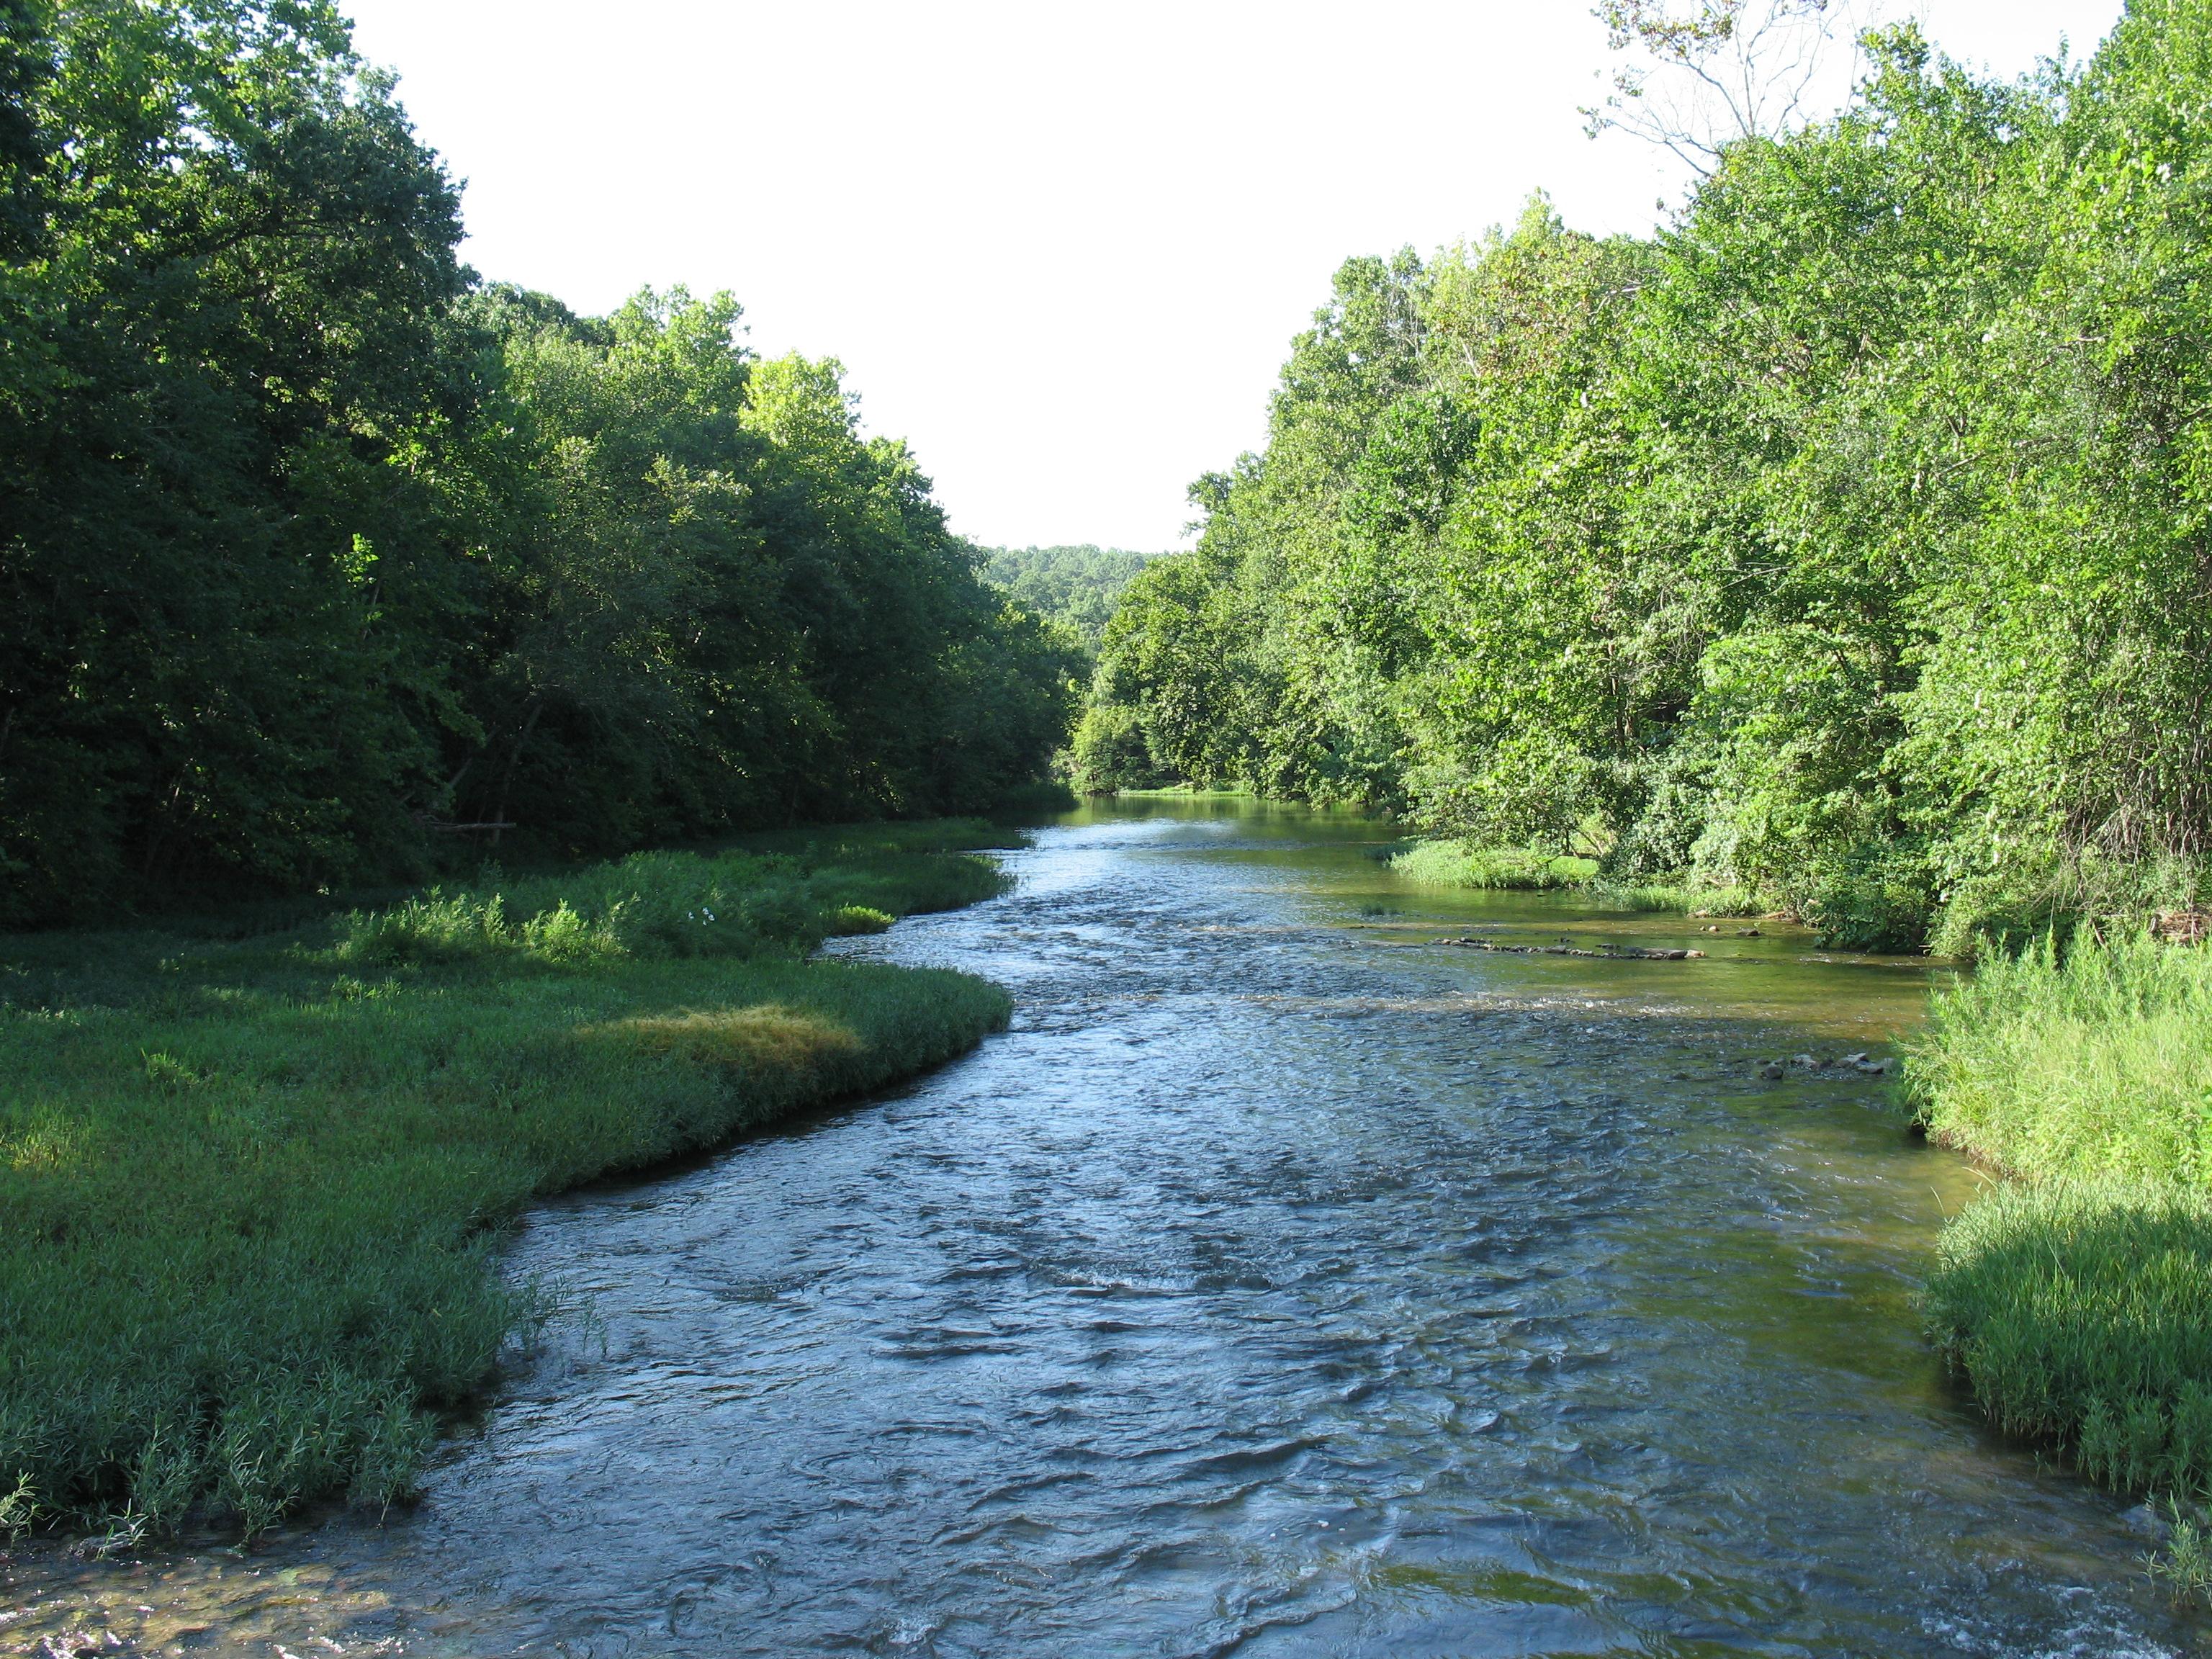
1908 932 2212 1504
1390 841 1599 891
1589 881 1766 917
0 830 1014 1542
1923 1179 2212 1496
1388 840 1768 916
1908 932 2212 1186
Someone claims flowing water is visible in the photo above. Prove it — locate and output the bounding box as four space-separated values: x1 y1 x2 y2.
4 799 2198 1657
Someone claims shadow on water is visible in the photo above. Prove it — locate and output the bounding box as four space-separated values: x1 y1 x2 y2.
4 797 2197 1658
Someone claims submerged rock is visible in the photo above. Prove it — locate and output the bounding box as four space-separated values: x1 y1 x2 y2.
2122 1503 2174 1542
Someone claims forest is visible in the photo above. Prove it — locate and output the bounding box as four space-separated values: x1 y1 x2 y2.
0 0 1080 928
1077 0 2212 956
981 544 1160 653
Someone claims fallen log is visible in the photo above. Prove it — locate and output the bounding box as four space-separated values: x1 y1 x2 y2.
1434 937 1705 961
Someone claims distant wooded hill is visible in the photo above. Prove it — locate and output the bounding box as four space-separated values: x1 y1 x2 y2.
979 545 1164 652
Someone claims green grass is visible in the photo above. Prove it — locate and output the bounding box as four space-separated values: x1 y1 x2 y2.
1390 841 1600 891
1907 932 2212 1514
1907 932 2212 1186
1387 841 1772 915
1588 880 1766 917
1923 1179 2212 1496
0 826 1014 1543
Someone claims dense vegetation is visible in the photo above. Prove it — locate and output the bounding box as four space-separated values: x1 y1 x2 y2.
0 0 1079 928
1912 935 2212 1514
980 544 1160 653
1079 0 2212 955
0 824 1014 1540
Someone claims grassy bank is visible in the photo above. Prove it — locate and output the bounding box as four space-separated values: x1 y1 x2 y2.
0 827 1015 1542
1387 839 1767 917
1907 934 2212 1509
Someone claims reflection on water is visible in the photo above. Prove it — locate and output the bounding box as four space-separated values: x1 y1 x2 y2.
4 799 2195 1656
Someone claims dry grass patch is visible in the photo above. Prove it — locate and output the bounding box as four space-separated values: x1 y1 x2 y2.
588 1005 864 1072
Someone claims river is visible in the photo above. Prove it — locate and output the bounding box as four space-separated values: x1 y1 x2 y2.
2 798 2192 1656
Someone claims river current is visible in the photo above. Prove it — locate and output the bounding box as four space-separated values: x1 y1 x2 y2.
3 799 2195 1656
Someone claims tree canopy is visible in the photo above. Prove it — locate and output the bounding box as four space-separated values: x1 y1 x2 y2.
978 544 1162 653
1079 1 2212 953
0 0 1080 925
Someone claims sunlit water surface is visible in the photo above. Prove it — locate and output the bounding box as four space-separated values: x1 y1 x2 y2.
5 800 2199 1657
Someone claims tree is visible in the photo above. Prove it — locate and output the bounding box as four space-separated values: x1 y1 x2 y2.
1586 0 1889 170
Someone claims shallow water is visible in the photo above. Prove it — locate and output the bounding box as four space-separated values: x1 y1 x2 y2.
5 799 2199 1657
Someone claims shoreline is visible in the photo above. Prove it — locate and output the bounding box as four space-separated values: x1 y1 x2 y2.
0 825 1020 1545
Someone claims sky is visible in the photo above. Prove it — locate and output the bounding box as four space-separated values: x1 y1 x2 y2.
342 0 2128 552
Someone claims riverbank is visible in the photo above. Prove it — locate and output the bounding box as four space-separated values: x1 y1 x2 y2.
1402 837 2212 1562
1907 933 2212 1573
0 825 1016 1543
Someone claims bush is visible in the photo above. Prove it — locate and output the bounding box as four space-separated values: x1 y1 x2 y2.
1799 843 1937 953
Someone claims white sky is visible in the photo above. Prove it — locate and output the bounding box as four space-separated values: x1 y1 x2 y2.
343 0 2127 552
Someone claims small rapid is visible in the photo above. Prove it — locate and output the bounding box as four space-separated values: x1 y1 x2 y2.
4 800 2188 1657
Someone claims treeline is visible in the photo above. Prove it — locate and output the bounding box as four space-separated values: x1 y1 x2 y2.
1080 0 2212 953
980 544 1161 653
0 0 1079 927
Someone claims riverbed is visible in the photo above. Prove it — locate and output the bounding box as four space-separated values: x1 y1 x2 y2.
3 799 2193 1655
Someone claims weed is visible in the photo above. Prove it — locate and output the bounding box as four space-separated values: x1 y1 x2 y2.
1388 841 1768 915
1904 932 2212 1187
2150 1501 2212 1607
0 1471 33 1540
1592 881 1766 917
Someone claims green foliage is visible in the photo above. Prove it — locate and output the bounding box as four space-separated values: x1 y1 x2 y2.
1082 6 2212 954
1069 701 1167 792
1389 842 1599 891
0 4 1079 926
1910 933 2212 1514
979 544 1161 653
1923 1179 2212 1498
1590 879 1765 915
1907 932 2212 1186
0 835 1013 1538
2152 1501 2212 1605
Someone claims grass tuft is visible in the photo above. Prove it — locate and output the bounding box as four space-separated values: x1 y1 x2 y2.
1923 1179 2212 1495
2151 1501 2212 1606
586 1005 865 1071
1591 881 1766 917
1388 842 1768 915
0 830 1015 1540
